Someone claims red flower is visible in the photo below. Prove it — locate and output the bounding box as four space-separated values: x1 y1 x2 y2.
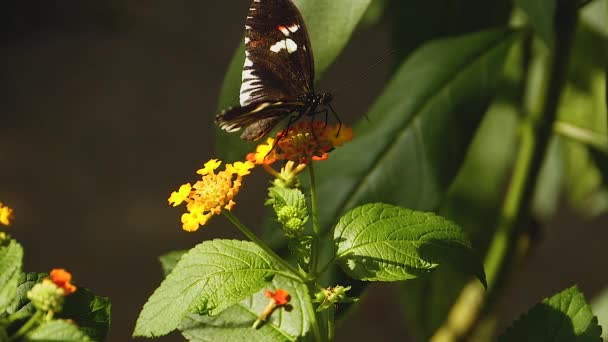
265 288 290 306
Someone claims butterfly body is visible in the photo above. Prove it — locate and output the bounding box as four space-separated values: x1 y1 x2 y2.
215 0 336 141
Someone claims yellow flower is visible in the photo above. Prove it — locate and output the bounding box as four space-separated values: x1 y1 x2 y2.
326 124 354 147
246 137 277 165
196 159 222 176
169 159 255 232
0 203 14 226
226 161 255 176
168 183 192 207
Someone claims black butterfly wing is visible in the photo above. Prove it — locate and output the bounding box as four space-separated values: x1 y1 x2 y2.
239 0 315 106
215 0 315 140
217 101 305 141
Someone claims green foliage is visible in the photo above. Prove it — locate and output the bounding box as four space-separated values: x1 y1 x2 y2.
399 42 524 339
591 287 608 341
316 28 519 231
24 320 93 342
158 250 188 276
499 286 602 342
180 275 315 342
267 187 309 237
134 239 292 337
515 0 556 47
0 239 23 312
59 287 111 341
333 203 486 286
0 234 110 341
6 273 47 320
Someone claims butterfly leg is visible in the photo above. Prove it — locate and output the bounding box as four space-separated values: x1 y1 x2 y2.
268 113 302 156
327 103 342 137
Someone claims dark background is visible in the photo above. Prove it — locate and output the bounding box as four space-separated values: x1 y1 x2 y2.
1 1 606 341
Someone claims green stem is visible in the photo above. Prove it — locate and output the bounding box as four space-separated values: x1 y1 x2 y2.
223 210 307 282
308 163 321 274
432 3 579 341
9 310 43 341
327 306 335 342
304 290 323 342
484 0 578 299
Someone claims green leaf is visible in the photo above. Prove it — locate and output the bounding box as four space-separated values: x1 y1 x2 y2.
499 286 602 342
515 0 556 47
316 28 520 232
591 287 608 341
6 272 46 319
58 287 111 341
215 0 374 160
134 239 292 337
181 275 315 342
401 100 521 339
159 250 188 276
0 239 23 313
334 203 486 287
25 320 92 342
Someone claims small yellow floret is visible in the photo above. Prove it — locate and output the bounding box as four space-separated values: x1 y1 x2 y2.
0 203 14 226
196 159 222 176
168 183 192 207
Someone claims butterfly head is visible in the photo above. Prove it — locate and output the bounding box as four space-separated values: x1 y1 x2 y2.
319 92 333 105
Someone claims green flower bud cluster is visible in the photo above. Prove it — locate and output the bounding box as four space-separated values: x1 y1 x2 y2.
267 187 309 238
27 280 65 313
314 285 352 312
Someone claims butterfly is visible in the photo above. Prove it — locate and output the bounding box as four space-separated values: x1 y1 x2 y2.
215 0 337 142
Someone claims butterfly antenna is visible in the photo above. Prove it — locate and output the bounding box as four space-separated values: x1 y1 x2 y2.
330 49 396 96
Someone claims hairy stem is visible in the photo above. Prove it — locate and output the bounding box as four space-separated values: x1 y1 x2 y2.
223 210 306 282
308 163 321 274
9 310 43 341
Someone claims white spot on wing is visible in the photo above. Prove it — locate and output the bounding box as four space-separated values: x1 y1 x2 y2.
244 57 253 67
278 26 290 37
269 38 298 54
245 25 251 30
287 23 300 33
269 40 286 53
244 37 250 44
286 38 298 53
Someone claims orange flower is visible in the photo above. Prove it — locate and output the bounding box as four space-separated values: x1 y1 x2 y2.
49 268 77 295
253 288 291 328
265 289 290 306
168 159 255 231
248 121 353 165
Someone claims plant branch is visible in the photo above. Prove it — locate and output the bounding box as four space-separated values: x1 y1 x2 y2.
308 163 321 274
431 2 579 340
223 210 307 282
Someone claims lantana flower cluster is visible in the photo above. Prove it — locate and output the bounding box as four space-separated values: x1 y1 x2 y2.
248 121 353 165
168 121 353 232
168 159 255 232
27 268 77 314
